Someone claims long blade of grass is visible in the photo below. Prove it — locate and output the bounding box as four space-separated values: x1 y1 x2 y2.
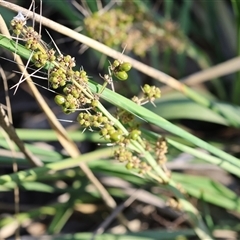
150 95 231 126
142 130 240 177
96 86 240 176
0 35 239 176
173 173 240 212
0 148 116 185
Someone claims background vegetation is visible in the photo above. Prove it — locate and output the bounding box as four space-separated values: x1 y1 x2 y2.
0 0 240 239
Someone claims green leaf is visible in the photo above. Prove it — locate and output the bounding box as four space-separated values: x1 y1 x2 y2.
173 173 240 212
149 96 229 126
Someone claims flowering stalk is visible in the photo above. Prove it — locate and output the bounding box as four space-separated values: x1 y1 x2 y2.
0 9 214 239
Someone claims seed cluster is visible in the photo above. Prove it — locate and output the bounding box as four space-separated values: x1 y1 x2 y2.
84 9 133 47
84 2 187 57
11 13 93 114
111 60 132 81
132 84 161 106
155 137 168 165
114 147 151 173
11 14 55 67
10 12 167 177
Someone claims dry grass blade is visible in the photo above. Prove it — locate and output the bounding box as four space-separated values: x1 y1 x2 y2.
0 66 12 122
0 105 43 166
91 191 139 239
162 56 240 93
1 58 21 239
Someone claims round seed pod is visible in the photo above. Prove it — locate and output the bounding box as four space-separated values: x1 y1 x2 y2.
119 62 132 72
129 129 141 140
91 99 98 108
126 162 133 170
143 84 151 93
114 71 128 81
112 60 120 69
54 95 66 106
110 132 122 142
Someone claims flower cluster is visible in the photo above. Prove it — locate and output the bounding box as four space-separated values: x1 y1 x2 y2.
84 9 133 47
114 147 151 174
11 13 55 67
10 11 166 178
155 137 168 165
11 12 93 115
110 60 132 81
83 1 188 57
132 84 161 106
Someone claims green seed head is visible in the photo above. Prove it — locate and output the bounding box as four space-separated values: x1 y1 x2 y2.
126 162 133 170
59 80 66 87
91 100 98 108
112 60 120 69
129 129 141 140
119 62 132 72
143 84 151 93
52 83 59 89
100 128 108 137
54 95 66 106
110 132 121 142
115 71 128 81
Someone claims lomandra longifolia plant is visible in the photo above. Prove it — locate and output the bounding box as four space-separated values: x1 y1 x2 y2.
10 4 165 180
0 1 218 239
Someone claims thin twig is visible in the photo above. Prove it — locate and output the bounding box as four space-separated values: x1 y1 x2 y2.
161 56 240 94
91 190 139 240
0 67 21 239
0 105 43 166
0 66 12 122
